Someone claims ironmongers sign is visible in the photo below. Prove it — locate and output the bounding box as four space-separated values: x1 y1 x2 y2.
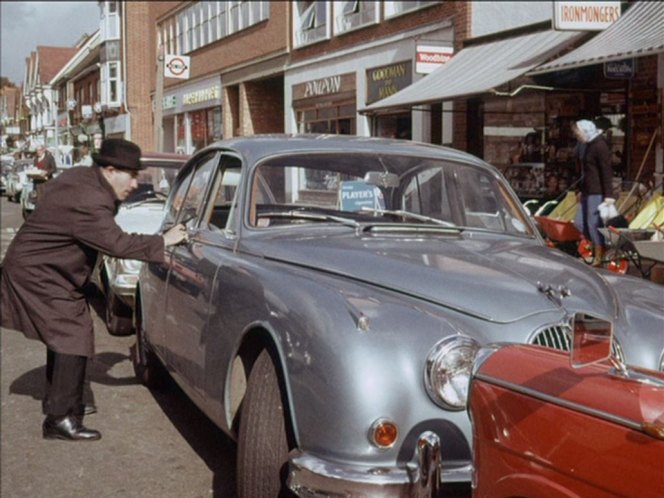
366 61 412 105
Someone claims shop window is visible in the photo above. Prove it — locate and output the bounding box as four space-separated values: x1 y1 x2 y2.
296 102 356 135
383 1 438 19
294 1 329 47
101 1 120 41
334 1 378 34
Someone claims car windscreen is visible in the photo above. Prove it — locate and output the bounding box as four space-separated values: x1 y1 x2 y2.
250 153 535 237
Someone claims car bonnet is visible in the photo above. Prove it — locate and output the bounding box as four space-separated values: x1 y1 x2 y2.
255 231 617 323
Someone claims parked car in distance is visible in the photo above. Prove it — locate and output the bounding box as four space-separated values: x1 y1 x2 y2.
5 159 32 202
135 135 664 497
1 155 15 195
98 152 188 335
469 312 664 498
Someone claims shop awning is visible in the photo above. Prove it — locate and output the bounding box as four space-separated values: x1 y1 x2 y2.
530 2 664 75
360 29 585 114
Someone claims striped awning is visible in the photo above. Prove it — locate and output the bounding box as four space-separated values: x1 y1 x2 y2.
530 1 664 75
360 29 584 114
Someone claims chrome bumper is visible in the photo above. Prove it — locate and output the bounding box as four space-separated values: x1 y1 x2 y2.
288 431 442 498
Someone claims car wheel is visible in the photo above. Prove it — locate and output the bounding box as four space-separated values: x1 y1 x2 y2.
237 350 294 498
105 289 134 336
132 305 168 389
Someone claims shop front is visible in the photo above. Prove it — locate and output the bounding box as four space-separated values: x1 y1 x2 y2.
285 21 453 141
366 60 413 139
162 76 223 154
292 73 357 135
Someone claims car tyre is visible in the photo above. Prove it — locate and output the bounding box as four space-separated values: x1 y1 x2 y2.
132 307 168 390
105 290 134 336
237 349 294 498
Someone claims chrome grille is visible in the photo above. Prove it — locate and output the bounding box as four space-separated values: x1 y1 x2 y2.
530 324 625 362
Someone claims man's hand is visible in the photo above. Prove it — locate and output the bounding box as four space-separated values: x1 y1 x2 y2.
603 197 616 204
163 224 188 246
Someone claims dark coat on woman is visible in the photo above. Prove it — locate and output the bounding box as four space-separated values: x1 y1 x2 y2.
1 166 165 357
580 135 613 198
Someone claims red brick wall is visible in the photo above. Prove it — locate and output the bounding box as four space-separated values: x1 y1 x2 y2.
125 2 154 150
242 77 284 134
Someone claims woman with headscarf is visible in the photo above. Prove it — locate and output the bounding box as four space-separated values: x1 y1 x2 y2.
572 119 615 266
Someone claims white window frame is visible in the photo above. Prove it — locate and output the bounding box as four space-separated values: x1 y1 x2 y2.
171 1 269 54
293 1 331 48
101 1 120 41
333 1 379 35
383 1 438 19
102 61 122 108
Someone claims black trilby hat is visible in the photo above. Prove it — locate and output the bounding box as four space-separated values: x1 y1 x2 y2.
92 138 143 170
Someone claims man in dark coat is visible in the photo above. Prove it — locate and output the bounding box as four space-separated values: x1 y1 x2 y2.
1 138 187 441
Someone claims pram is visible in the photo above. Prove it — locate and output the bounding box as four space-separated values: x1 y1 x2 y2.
601 193 664 277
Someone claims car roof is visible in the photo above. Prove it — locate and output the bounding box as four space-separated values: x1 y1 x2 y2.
140 152 190 168
198 134 491 169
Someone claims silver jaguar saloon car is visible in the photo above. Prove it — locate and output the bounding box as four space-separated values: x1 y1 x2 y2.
134 135 664 498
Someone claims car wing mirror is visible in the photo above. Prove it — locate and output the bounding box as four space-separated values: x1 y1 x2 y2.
570 312 613 368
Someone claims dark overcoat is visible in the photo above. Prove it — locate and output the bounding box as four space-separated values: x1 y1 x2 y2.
1 166 164 357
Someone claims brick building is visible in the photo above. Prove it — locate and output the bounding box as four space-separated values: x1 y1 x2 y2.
23 45 78 149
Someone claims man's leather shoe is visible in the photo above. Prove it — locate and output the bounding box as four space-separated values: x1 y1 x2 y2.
43 415 101 441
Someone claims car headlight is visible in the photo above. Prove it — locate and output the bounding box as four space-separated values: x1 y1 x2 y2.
424 335 480 411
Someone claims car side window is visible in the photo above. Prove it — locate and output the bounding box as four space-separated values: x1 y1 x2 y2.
203 155 242 231
165 152 218 227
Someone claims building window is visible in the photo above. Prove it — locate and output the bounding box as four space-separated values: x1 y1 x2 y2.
333 1 378 34
383 1 438 19
102 61 121 107
294 1 329 47
296 102 356 135
229 1 241 34
173 1 269 54
101 1 120 40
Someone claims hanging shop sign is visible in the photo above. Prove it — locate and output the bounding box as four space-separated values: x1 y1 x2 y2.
604 58 635 79
416 44 454 74
553 1 621 31
366 61 412 105
164 54 191 80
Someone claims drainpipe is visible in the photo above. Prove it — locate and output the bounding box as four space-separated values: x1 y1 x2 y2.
121 1 131 140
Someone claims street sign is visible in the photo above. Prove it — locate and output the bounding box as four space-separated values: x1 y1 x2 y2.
164 54 191 80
